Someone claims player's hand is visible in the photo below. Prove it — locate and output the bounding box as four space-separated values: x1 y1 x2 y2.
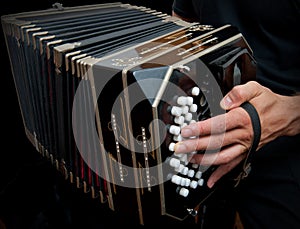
174 81 300 188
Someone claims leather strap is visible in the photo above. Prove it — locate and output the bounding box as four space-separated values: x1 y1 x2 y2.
234 101 261 187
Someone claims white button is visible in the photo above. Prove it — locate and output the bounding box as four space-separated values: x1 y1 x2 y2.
185 113 193 122
181 123 188 128
187 169 195 178
171 175 182 185
174 116 184 125
180 154 188 165
198 178 204 186
173 134 183 142
181 106 189 114
189 120 196 124
192 163 199 169
169 158 180 168
195 171 202 179
169 125 181 135
180 178 187 186
184 178 191 187
175 163 185 173
186 96 193 105
179 187 189 197
168 142 176 151
174 152 184 158
180 166 189 175
190 180 198 189
190 104 198 113
177 96 188 106
191 87 200 96
171 106 182 116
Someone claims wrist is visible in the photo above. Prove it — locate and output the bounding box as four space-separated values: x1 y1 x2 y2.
280 94 300 136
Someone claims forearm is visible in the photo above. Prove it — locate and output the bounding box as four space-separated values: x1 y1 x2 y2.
258 92 300 148
278 94 300 137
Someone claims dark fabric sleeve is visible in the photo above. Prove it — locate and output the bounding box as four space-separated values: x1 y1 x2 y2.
172 0 198 19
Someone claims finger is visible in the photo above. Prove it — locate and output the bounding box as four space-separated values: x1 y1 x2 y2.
180 115 226 138
175 110 253 153
206 153 246 188
175 125 252 153
220 81 262 110
189 144 245 165
174 134 223 153
180 107 250 138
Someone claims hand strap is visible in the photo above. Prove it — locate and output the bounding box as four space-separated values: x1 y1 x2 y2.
234 101 261 187
241 102 261 153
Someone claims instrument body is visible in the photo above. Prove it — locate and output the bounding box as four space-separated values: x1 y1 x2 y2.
2 3 256 225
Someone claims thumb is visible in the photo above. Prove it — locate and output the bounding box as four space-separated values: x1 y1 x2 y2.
220 81 261 110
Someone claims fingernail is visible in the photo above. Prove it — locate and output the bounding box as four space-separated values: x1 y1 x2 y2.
181 123 198 137
207 181 215 188
221 96 233 109
181 127 193 137
174 142 187 153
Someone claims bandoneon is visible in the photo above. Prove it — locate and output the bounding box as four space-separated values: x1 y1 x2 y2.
2 2 256 225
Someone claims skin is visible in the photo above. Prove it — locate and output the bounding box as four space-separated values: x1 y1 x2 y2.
174 81 300 188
